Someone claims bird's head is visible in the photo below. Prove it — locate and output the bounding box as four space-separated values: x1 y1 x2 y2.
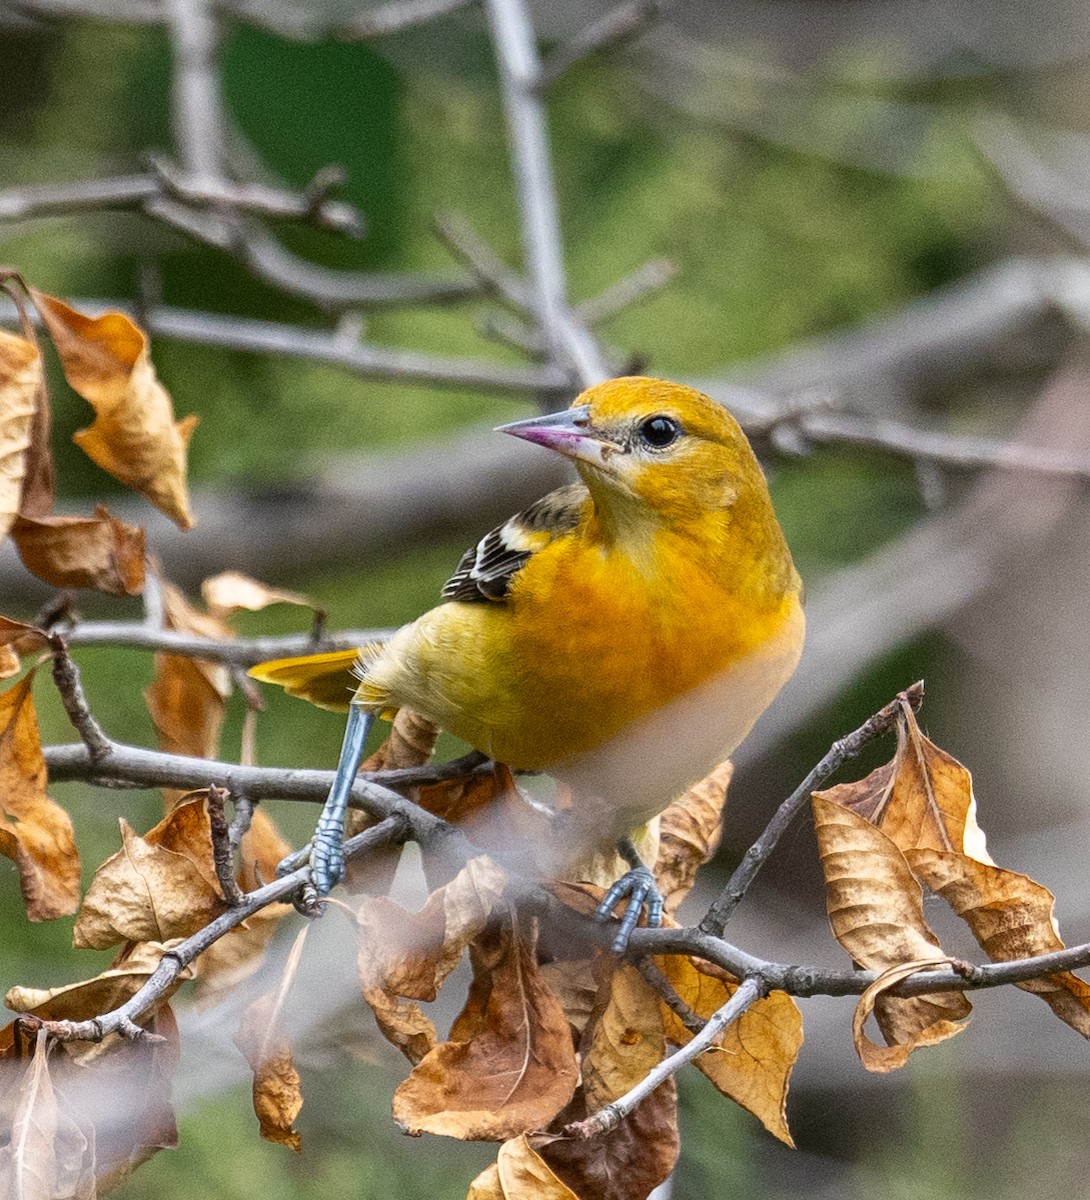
496 376 767 525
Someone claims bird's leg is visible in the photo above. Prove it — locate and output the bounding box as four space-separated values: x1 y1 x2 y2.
278 703 374 904
596 835 665 953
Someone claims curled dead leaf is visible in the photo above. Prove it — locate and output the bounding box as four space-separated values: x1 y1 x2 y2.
6 939 191 1019
581 963 665 1111
908 849 1090 1037
357 856 508 1064
0 673 80 920
201 570 314 619
0 327 42 541
12 506 145 596
0 1029 96 1200
467 1136 580 1200
654 759 731 917
537 1080 680 1200
392 916 578 1141
233 927 308 1151
811 793 972 1058
31 290 196 529
852 959 967 1072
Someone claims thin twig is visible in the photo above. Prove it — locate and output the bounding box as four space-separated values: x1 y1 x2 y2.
575 258 678 326
336 0 474 38
39 815 408 1044
227 792 255 852
434 209 534 309
48 635 113 764
62 622 393 666
636 957 703 1034
561 975 766 1138
206 784 244 905
536 0 671 91
700 681 925 937
788 408 1090 482
0 295 568 391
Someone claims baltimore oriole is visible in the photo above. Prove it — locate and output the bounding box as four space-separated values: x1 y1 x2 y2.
252 377 804 947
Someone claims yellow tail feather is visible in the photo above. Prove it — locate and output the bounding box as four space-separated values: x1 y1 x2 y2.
248 649 362 712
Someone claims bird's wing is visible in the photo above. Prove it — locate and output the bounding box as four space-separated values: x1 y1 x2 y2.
441 483 589 603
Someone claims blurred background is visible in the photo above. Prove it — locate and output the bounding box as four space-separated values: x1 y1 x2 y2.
2 0 1090 1196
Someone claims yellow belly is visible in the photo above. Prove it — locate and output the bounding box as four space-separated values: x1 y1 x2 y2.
358 530 803 822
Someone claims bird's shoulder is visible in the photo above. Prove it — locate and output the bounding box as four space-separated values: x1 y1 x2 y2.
440 482 589 603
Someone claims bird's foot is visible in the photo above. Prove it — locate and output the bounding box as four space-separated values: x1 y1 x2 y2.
596 858 665 954
276 827 346 917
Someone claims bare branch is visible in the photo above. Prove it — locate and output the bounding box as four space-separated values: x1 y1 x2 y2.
0 165 362 236
561 976 765 1139
701 681 925 937
536 0 671 92
206 784 244 905
62 622 393 668
336 0 475 39
0 294 566 390
434 209 534 309
40 814 409 1044
575 257 678 327
483 0 610 385
48 635 113 763
759 404 1090 483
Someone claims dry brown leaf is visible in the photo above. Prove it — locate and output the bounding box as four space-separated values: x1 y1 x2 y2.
810 794 971 1059
818 705 992 863
357 856 508 1064
31 290 196 529
467 1136 581 1200
145 653 226 763
145 581 233 810
73 794 226 949
0 327 42 540
539 958 599 1039
6 940 191 1018
655 954 800 1145
0 673 80 920
581 963 665 1111
201 570 314 619
234 927 308 1151
654 760 731 917
852 959 966 1072
12 506 145 595
0 1029 95 1200
908 849 1090 1037
392 917 579 1140
0 616 48 651
538 1080 679 1200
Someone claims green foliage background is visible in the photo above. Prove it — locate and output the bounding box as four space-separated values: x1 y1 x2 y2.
0 10 1034 1198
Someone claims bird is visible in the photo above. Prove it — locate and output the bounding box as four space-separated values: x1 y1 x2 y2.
251 376 804 948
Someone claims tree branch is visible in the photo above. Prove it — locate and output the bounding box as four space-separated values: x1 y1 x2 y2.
560 974 765 1139
700 681 924 937
38 814 409 1044
483 0 610 385
536 0 671 92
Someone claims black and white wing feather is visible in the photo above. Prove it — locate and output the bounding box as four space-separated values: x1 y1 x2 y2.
441 483 588 603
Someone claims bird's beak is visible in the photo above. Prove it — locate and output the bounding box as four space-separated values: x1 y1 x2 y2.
495 404 621 469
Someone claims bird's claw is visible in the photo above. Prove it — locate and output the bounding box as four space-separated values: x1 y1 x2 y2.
596 864 665 953
276 833 345 917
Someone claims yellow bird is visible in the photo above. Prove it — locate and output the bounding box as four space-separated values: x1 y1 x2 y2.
252 377 804 947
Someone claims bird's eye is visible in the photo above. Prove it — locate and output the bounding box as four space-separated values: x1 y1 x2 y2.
637 415 682 450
